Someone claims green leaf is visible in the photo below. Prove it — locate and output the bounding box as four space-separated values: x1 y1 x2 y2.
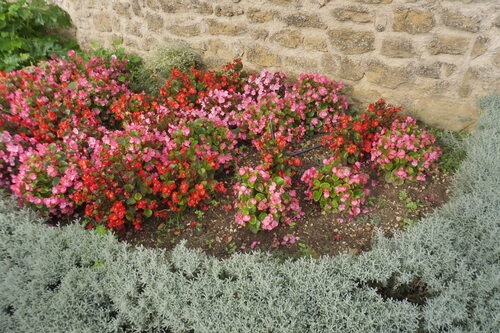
51 177 60 186
144 209 152 217
95 225 108 235
313 190 322 202
320 183 330 190
133 193 142 201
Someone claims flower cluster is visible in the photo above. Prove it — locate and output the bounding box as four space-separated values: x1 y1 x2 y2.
10 142 82 216
0 51 130 142
0 131 36 187
292 73 348 133
75 119 236 230
301 158 369 216
370 116 442 183
234 166 303 232
321 99 401 164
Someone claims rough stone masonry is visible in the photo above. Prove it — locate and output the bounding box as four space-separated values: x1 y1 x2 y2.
48 0 500 131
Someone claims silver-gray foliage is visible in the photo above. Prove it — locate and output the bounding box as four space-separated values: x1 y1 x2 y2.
1 96 499 332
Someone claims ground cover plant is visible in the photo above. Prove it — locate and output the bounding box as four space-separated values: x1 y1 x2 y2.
0 50 458 257
0 95 498 332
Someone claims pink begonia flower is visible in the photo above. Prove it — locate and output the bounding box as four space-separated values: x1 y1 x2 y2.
394 168 407 179
250 241 260 249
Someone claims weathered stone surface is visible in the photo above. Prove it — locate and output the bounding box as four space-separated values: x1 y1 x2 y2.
367 61 413 88
130 0 142 16
246 8 274 23
380 38 416 58
442 63 457 77
284 56 318 73
94 13 112 32
205 39 235 60
112 3 130 17
328 29 375 54
417 63 442 79
471 36 489 59
250 29 269 40
281 13 326 29
215 5 244 17
332 6 371 23
169 24 201 37
141 37 158 52
413 97 478 132
146 0 160 10
417 80 451 95
323 55 366 83
126 21 142 37
303 36 328 51
493 51 500 67
441 11 481 33
164 1 213 14
393 9 435 34
494 15 500 28
458 68 479 97
268 0 293 5
270 29 303 49
145 13 163 32
354 0 392 3
338 57 366 81
205 19 246 35
428 36 470 55
246 44 280 67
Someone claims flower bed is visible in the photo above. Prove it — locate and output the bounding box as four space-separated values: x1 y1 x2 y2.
0 51 450 256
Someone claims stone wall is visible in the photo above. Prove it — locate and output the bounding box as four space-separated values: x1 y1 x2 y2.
48 0 500 131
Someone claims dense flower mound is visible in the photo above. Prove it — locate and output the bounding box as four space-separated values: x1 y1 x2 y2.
321 99 401 164
234 165 302 232
0 131 36 187
0 52 441 233
371 116 442 183
301 158 369 216
0 51 130 142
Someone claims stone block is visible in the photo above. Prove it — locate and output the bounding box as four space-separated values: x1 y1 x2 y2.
393 9 435 34
303 36 328 52
332 6 371 23
169 24 201 37
250 29 269 40
145 13 164 32
246 8 274 23
205 19 246 35
246 44 281 67
367 61 413 88
215 5 244 17
328 29 375 54
270 29 303 49
471 36 489 59
428 36 470 55
281 13 326 29
380 38 416 58
441 11 481 33
94 13 112 32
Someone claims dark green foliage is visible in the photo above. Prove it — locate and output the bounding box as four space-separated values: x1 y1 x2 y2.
0 96 499 332
0 0 79 71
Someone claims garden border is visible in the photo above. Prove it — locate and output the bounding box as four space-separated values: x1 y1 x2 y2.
0 96 499 332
